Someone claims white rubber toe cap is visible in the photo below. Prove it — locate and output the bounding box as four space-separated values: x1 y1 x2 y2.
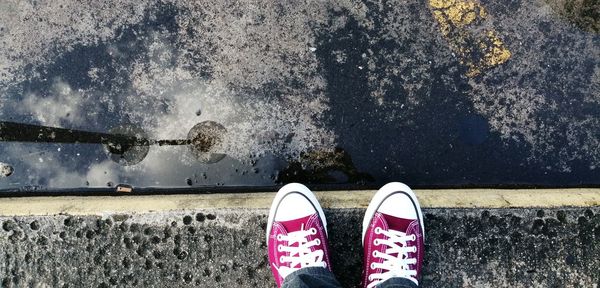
274 193 317 221
378 193 418 219
266 183 327 240
362 182 424 242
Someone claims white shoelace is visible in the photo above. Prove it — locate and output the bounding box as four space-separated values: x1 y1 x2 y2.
274 224 326 278
367 227 417 288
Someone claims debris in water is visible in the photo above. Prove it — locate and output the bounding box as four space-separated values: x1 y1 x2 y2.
187 121 227 164
0 162 13 177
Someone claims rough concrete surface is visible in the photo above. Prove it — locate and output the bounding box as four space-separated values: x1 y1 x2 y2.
1 207 599 287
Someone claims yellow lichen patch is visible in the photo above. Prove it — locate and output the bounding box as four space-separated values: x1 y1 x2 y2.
446 1 478 26
428 0 512 77
432 10 451 35
478 6 487 18
429 0 455 9
482 31 512 68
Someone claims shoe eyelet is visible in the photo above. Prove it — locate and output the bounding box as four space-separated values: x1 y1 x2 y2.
315 238 321 245
277 245 283 252
374 227 382 234
412 247 417 253
323 262 327 268
279 256 285 263
309 228 317 235
370 263 376 270
368 275 373 281
277 234 283 241
372 251 378 257
411 235 416 241
373 239 379 245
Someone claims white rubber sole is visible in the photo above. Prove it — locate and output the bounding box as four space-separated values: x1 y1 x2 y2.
361 182 425 243
266 183 328 241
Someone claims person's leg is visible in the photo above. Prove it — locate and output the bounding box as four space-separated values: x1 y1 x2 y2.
362 182 425 288
266 183 342 288
281 267 343 288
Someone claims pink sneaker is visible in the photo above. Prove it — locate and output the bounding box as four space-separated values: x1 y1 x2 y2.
266 183 332 287
362 182 425 288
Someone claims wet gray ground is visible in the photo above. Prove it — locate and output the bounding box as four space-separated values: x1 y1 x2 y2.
0 0 599 191
1 1 598 286
1 207 599 287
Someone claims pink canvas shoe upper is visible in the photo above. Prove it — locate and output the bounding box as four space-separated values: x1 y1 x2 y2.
362 182 425 288
267 184 332 287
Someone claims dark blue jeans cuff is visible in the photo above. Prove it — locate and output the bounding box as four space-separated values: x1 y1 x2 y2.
280 267 419 288
377 277 419 288
282 267 342 288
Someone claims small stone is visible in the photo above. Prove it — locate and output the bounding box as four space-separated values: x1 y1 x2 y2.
556 210 567 223
64 217 74 227
184 272 193 283
584 209 594 218
122 257 132 269
2 220 15 231
532 219 545 234
144 227 154 235
30 221 40 230
177 250 188 260
537 210 545 218
37 236 48 246
566 255 576 265
130 223 141 233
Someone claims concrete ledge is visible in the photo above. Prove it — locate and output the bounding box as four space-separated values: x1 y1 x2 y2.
0 206 599 287
1 189 600 216
1 191 599 287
